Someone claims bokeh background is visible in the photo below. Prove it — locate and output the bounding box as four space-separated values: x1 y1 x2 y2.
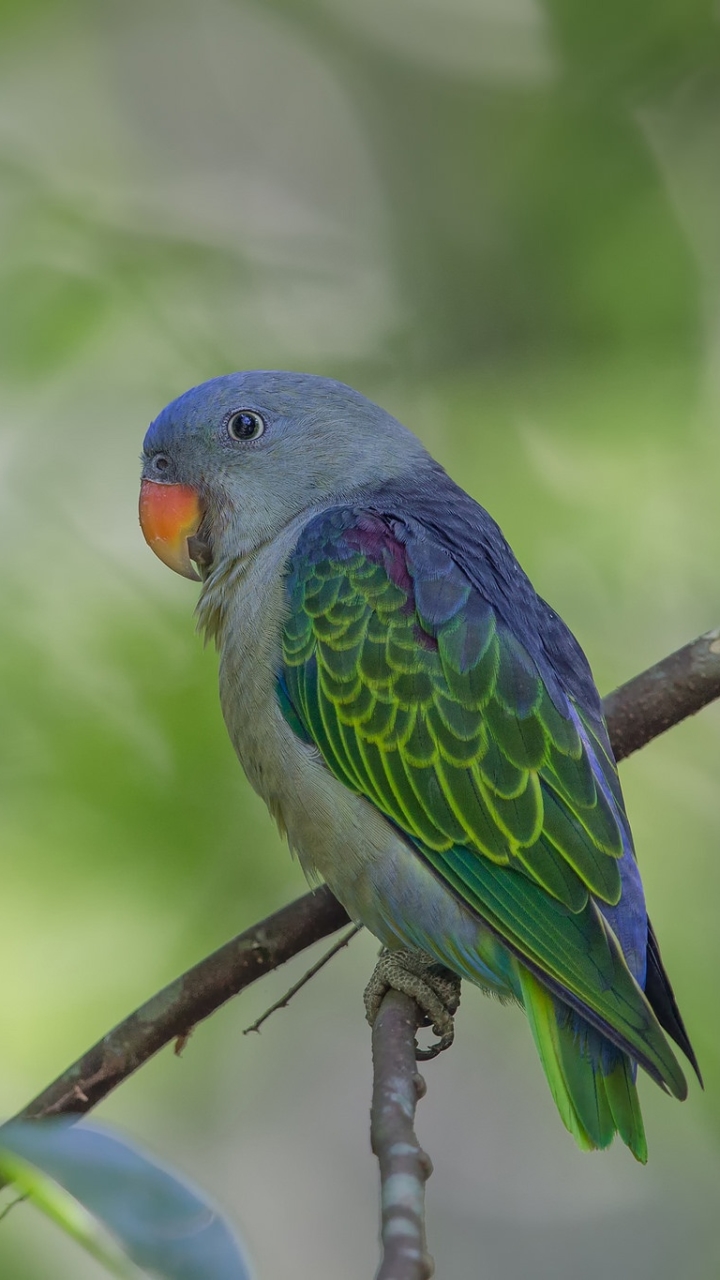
1 1 720 1276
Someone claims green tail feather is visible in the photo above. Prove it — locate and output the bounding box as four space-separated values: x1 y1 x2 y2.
518 966 648 1162
603 1057 647 1163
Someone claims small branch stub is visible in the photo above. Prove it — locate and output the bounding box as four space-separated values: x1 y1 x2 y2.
370 990 434 1280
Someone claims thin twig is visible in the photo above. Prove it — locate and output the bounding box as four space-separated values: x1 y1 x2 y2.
243 925 362 1035
371 991 433 1280
5 628 720 1133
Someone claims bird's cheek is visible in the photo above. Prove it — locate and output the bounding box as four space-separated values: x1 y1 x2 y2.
139 479 204 581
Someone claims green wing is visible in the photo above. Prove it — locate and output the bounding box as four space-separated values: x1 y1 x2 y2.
281 509 686 1097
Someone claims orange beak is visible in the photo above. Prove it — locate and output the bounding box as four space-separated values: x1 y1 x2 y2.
139 479 204 581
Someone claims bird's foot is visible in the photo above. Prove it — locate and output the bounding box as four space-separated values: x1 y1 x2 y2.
364 948 462 1061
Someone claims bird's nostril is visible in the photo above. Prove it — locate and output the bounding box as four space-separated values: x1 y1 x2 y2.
153 454 170 473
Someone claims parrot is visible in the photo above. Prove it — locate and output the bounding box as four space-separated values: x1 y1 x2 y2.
139 371 699 1160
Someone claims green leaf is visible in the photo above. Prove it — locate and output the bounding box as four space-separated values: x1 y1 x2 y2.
0 1121 251 1280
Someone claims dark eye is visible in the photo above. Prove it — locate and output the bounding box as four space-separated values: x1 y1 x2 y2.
227 410 265 442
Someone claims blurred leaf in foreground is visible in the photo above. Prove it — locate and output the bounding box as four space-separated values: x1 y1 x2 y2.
0 1120 252 1280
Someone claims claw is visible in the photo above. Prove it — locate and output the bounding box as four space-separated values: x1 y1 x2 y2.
364 948 462 1060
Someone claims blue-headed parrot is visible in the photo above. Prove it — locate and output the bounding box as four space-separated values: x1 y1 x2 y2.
139 372 699 1161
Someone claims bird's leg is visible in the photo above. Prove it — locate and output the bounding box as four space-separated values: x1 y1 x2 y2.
364 948 462 1061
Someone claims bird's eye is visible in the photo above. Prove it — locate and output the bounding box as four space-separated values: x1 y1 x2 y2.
227 410 265 442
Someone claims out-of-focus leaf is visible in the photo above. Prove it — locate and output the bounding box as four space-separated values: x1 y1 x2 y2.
0 1121 252 1280
0 1148 139 1278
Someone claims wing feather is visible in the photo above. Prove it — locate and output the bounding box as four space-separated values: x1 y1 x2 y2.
280 507 687 1097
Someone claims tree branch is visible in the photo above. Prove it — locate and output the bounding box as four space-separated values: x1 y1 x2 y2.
9 627 720 1128
370 991 433 1280
17 887 350 1121
603 627 720 761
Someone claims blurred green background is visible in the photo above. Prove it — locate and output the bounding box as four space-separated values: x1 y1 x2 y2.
1 1 720 1276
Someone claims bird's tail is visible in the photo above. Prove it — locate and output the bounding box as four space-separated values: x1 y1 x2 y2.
518 966 647 1162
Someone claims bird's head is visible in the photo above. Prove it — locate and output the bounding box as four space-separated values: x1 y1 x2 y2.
139 371 428 580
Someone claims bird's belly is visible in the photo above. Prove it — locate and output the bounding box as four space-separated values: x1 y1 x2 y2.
226 661 516 998
272 736 517 1000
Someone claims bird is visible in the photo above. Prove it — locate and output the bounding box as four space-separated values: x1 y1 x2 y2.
139 370 699 1160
